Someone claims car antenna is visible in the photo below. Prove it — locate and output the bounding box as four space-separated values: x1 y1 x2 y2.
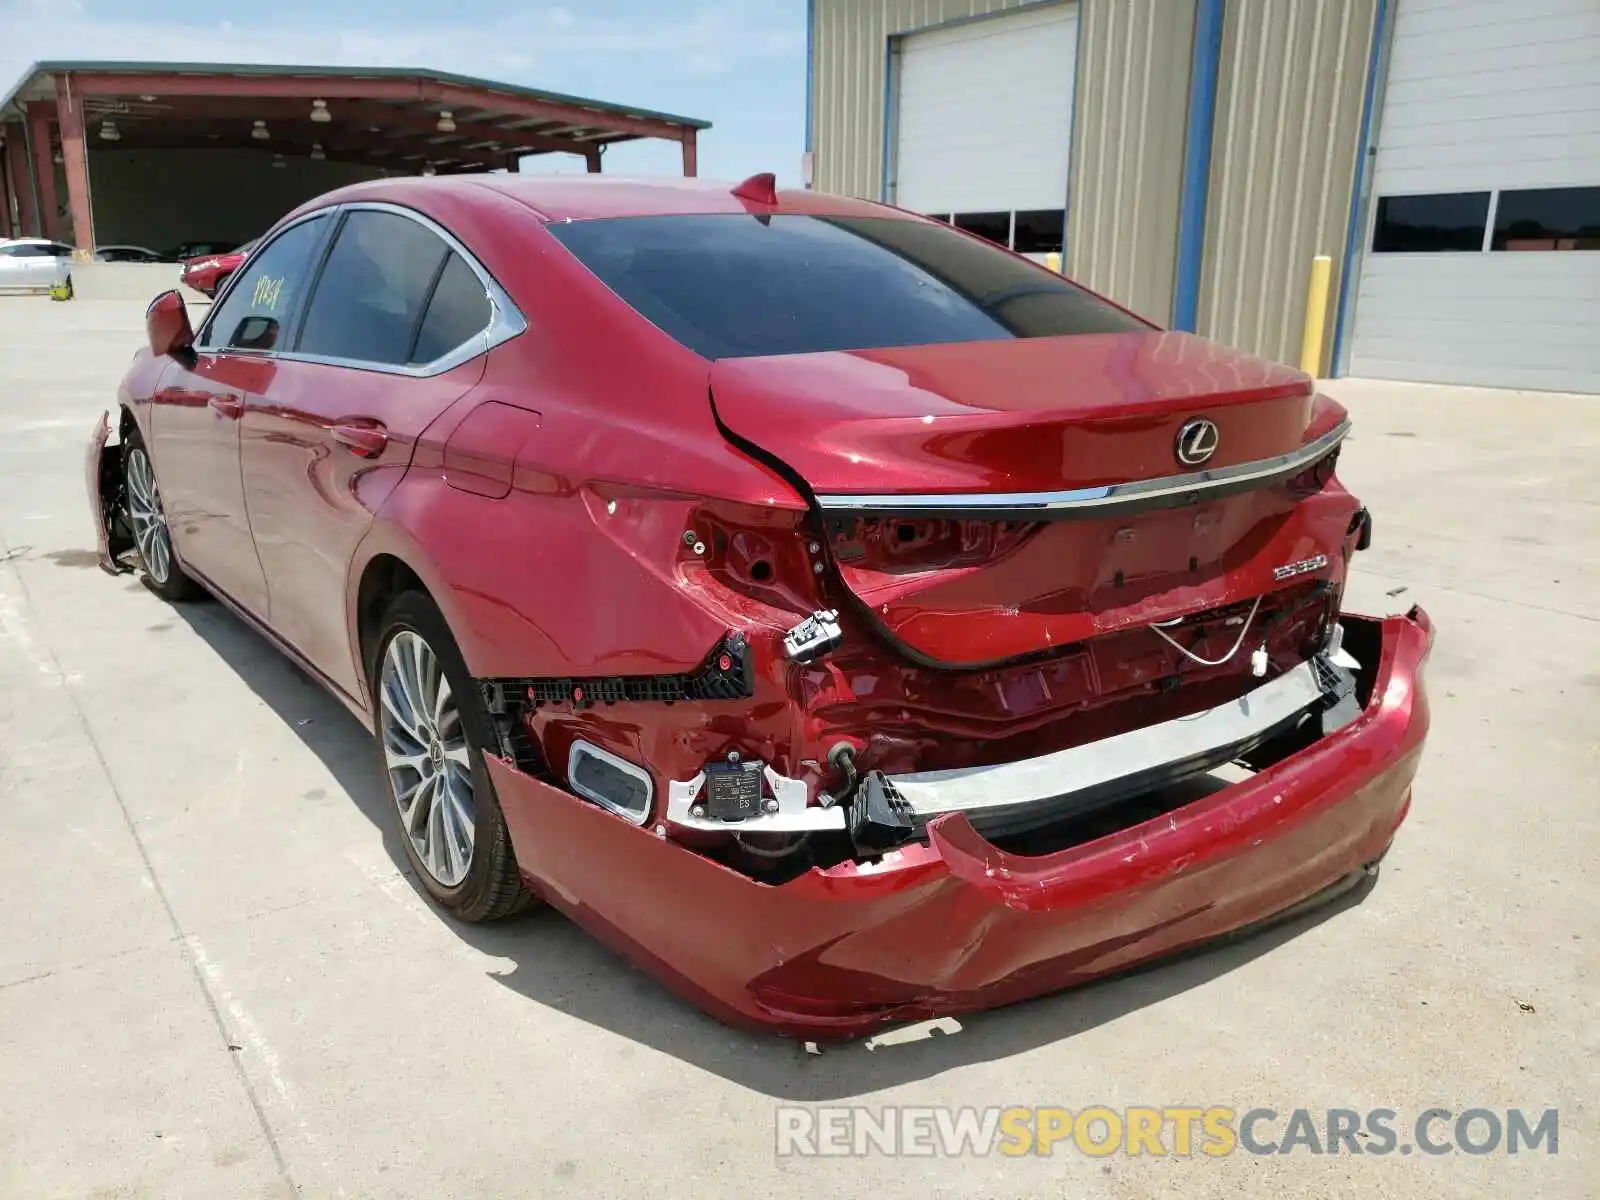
731 172 777 205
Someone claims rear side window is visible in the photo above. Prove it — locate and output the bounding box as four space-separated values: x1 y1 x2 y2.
201 215 329 351
409 253 492 365
548 213 1147 359
297 210 449 365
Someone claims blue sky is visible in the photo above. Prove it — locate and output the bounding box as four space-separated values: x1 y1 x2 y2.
0 0 806 181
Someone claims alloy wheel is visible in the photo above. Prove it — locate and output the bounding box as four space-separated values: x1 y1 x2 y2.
379 630 476 887
126 447 172 583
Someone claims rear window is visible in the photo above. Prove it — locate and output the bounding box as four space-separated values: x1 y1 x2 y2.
548 214 1147 359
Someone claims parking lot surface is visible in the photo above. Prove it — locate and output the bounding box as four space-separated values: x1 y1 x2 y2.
0 294 1595 1198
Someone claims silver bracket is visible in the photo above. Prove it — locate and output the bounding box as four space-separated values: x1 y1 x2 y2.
666 766 846 832
783 609 843 663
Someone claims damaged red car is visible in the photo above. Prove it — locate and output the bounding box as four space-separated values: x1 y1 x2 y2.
88 175 1432 1038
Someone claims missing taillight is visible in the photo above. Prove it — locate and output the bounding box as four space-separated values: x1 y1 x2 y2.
1289 446 1341 496
694 500 821 612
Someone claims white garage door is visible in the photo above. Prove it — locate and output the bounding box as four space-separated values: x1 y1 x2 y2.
891 3 1078 257
1348 0 1600 392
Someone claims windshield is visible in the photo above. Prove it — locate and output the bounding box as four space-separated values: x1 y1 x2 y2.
548 213 1149 359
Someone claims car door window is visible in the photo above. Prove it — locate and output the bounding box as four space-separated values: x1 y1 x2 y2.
296 211 450 366
200 215 329 353
408 252 493 365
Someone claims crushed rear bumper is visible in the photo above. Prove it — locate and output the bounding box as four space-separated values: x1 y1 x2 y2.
489 608 1433 1038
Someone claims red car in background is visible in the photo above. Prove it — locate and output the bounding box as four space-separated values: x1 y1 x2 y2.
180 237 256 296
87 176 1431 1037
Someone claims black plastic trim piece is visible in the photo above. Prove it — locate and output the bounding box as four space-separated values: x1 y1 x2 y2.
477 630 755 723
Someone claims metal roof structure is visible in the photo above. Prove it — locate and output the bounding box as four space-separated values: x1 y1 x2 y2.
0 60 709 249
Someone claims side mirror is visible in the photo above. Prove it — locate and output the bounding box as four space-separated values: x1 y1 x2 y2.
145 289 194 357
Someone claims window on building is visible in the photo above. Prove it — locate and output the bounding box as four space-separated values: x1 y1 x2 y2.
1372 192 1490 252
1491 186 1600 251
953 211 1011 247
1013 209 1065 255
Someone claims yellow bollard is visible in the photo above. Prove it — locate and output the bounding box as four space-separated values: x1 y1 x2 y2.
1045 251 1062 274
1299 254 1332 377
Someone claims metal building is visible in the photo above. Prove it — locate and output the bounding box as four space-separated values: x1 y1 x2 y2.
1 61 707 260
807 0 1600 391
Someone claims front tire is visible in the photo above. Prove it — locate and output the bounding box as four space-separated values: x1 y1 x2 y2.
371 591 532 921
123 427 200 601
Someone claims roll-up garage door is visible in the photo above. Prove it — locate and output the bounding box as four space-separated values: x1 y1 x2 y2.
891 4 1079 260
1348 0 1600 391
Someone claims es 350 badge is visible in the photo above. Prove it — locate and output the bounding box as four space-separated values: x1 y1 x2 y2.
1273 553 1328 581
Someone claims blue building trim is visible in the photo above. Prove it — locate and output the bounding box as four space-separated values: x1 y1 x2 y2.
1171 0 1225 332
1329 0 1391 376
879 37 895 202
804 0 815 157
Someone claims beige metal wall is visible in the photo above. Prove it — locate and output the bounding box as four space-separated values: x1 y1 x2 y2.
1065 0 1195 322
811 0 1194 322
1195 0 1377 369
811 0 1037 201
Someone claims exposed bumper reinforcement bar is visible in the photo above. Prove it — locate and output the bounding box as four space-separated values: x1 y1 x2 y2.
864 654 1351 840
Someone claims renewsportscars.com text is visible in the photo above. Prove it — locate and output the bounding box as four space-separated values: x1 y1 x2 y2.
775 1106 1559 1158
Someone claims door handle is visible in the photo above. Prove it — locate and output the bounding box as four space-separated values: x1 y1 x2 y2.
331 422 389 458
208 394 245 419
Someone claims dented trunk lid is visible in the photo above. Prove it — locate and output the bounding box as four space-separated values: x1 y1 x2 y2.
710 331 1351 667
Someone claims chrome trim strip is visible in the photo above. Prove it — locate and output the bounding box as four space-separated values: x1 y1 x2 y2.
886 656 1331 818
197 200 527 379
815 419 1350 520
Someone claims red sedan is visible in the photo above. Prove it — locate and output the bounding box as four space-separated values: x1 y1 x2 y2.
88 175 1431 1037
179 238 256 297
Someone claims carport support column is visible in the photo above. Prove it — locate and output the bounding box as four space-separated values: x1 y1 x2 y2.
54 77 94 257
2 124 34 237
26 102 62 243
680 129 697 177
584 148 602 173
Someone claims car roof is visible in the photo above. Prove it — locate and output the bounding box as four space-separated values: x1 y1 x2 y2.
294 174 902 224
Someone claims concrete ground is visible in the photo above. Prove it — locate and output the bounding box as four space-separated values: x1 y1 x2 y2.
0 293 1594 1199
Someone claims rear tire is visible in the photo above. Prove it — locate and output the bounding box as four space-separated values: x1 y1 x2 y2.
123 427 201 601
370 590 533 922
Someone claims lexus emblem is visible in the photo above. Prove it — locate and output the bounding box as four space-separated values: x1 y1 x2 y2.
1175 418 1220 466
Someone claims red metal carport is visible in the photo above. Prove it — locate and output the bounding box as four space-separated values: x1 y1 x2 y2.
0 60 709 254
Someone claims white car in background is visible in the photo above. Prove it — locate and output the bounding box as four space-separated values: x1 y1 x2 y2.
0 237 74 290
